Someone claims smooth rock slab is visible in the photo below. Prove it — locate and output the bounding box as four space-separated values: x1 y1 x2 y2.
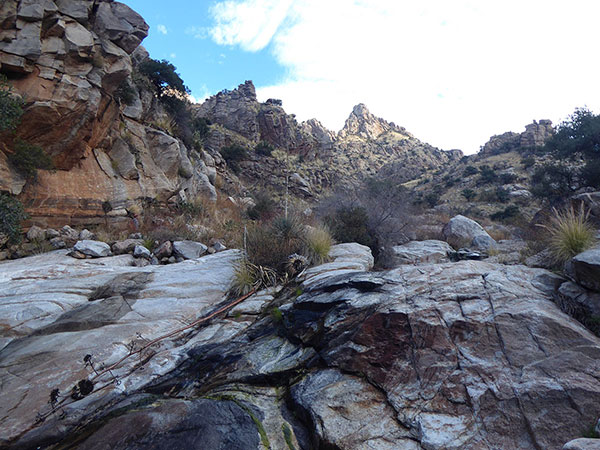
74 240 111 257
392 239 453 265
173 240 208 260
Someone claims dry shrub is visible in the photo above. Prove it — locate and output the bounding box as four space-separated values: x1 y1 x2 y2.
230 259 278 297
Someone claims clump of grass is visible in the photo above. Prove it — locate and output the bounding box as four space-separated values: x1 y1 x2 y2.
304 224 333 264
230 259 278 297
542 205 597 263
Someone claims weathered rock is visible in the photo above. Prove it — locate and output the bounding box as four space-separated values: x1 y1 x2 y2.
153 241 172 259
392 239 453 265
26 225 45 241
78 229 95 240
112 239 143 255
133 244 151 259
213 241 227 252
0 249 241 446
172 240 208 260
571 246 600 292
74 240 111 258
49 237 66 249
563 439 600 450
442 215 497 251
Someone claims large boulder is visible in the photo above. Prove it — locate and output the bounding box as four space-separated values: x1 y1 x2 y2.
392 239 453 265
570 246 600 292
73 239 111 257
172 240 208 260
442 215 497 251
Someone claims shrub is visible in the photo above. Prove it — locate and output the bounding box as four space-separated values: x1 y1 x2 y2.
325 206 376 252
246 215 306 272
8 138 54 180
542 205 596 263
0 74 23 132
255 141 274 156
462 189 476 201
521 156 536 169
531 163 576 204
138 59 189 96
463 165 478 177
247 191 276 221
305 225 333 264
581 159 600 189
424 192 440 208
192 117 211 138
220 145 248 173
114 80 137 105
0 193 28 244
495 187 510 203
490 205 520 222
499 172 518 184
478 165 497 183
545 107 600 158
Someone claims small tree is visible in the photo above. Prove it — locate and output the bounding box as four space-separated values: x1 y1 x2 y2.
545 107 600 158
0 74 23 132
8 138 54 180
0 193 29 244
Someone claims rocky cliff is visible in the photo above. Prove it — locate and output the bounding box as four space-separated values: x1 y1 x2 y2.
195 81 462 200
0 0 218 228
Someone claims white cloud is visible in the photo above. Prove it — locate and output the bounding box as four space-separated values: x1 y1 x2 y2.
157 24 168 35
188 84 212 104
185 26 209 39
170 53 177 59
210 0 600 153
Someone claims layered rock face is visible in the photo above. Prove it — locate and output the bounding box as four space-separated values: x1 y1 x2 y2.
0 0 218 227
4 244 600 449
195 81 461 198
480 119 554 155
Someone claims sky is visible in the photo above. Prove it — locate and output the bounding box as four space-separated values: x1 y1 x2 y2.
121 0 600 154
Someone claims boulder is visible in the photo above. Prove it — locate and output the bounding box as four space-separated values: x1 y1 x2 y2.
563 439 600 450
172 241 208 260
133 245 151 259
112 239 143 255
79 229 95 240
442 215 497 251
571 246 600 292
26 225 45 242
154 240 173 259
392 239 453 265
73 240 111 257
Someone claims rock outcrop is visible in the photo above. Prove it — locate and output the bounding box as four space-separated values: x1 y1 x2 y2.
442 214 497 251
3 244 600 449
480 119 554 156
0 0 218 227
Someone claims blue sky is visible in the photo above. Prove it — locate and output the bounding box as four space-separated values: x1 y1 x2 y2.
121 0 600 154
121 0 286 102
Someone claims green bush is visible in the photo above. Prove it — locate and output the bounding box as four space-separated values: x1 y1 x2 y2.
0 193 28 244
325 206 376 252
246 215 306 272
138 59 189 96
521 156 536 169
0 74 23 132
255 141 274 156
542 205 596 263
545 107 600 158
192 117 211 138
220 145 248 173
247 191 276 221
499 172 518 184
531 163 576 204
462 189 476 201
581 159 600 189
463 165 478 177
495 187 510 203
490 205 520 222
114 80 137 105
8 138 54 180
478 165 497 184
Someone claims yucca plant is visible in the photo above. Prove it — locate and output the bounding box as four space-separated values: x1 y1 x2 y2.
542 204 597 263
230 259 278 297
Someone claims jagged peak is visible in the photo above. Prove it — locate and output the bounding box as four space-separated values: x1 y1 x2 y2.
339 103 404 140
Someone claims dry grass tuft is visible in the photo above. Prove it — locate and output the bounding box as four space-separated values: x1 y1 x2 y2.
541 205 597 263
